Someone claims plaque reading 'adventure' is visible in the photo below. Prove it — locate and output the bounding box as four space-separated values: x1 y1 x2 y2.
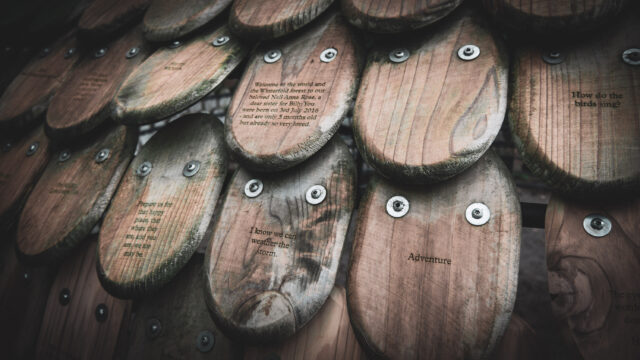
143 0 232 42
78 0 150 42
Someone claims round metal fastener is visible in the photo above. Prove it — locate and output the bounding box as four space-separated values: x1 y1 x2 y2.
386 196 409 218
95 148 110 163
389 48 410 63
23 271 30 281
146 318 162 339
244 179 263 198
305 185 327 205
196 330 215 352
137 161 152 177
2 142 11 152
126 47 140 59
264 49 282 63
622 48 640 66
458 44 480 61
95 303 108 322
320 48 338 63
38 47 51 58
183 160 200 177
64 47 76 59
94 47 107 58
59 288 71 305
212 36 229 47
58 149 71 162
168 40 182 49
26 141 39 156
465 203 490 226
583 214 612 237
542 51 564 65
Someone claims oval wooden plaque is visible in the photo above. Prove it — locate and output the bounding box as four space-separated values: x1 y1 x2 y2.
45 27 150 141
347 151 521 359
143 0 232 42
78 0 150 42
112 25 248 125
546 195 640 360
204 137 356 343
225 12 362 171
16 125 137 265
353 9 508 184
98 114 228 298
509 13 640 195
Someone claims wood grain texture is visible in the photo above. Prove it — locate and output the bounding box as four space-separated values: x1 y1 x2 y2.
98 114 228 298
341 0 463 33
16 125 137 265
353 8 508 184
229 0 334 40
509 12 640 195
546 195 640 360
113 24 248 125
348 151 521 359
226 12 363 171
244 286 366 360
78 0 150 41
491 314 539 360
143 0 232 42
45 27 150 141
204 137 356 343
35 239 132 360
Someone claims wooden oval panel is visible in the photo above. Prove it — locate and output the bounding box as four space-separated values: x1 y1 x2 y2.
35 239 131 360
353 9 508 184
45 27 150 141
113 25 248 125
341 0 463 33
204 137 356 343
546 195 640 360
98 114 228 298
143 0 232 42
492 314 539 360
229 0 334 40
347 151 521 359
78 0 150 42
226 13 362 171
509 13 640 195
16 125 137 265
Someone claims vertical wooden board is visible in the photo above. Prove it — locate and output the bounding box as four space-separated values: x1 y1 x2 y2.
509 12 640 195
112 25 248 125
45 27 150 141
545 195 640 360
226 13 362 171
204 137 356 343
16 125 137 265
98 114 228 298
126 254 240 359
244 287 366 360
353 8 508 184
341 0 463 33
35 239 132 360
347 151 521 359
143 0 232 42
78 0 151 41
229 0 334 40
491 314 539 360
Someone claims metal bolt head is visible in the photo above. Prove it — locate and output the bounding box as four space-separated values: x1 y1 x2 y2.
472 208 482 219
146 318 162 339
305 185 327 205
389 48 410 63
196 331 215 352
542 51 564 65
583 214 612 237
264 49 282 63
2 142 11 152
244 179 263 198
212 35 230 47
320 48 338 63
168 40 182 49
126 47 140 59
183 160 201 177
26 142 39 156
622 48 640 66
94 47 107 58
95 148 110 163
137 161 152 177
38 47 51 58
59 288 71 305
465 203 490 226
64 47 76 59
95 303 108 322
58 149 71 162
458 45 480 61
23 271 30 281
386 196 409 218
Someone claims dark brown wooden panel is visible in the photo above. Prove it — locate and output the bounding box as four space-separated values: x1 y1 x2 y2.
491 314 539 360
78 0 150 41
143 0 232 42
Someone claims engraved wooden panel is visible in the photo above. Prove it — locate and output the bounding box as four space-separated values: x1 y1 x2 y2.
78 0 150 41
98 114 227 298
113 25 248 125
341 0 463 33
35 239 131 360
0 32 78 132
348 151 521 359
353 9 508 184
229 0 334 40
244 287 366 360
143 0 232 42
16 125 137 265
509 12 640 195
45 27 150 141
226 13 362 171
491 314 539 360
546 195 640 360
205 137 356 342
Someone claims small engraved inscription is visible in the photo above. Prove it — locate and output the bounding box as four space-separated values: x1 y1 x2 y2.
407 252 452 265
249 226 297 258
572 91 624 108
121 201 173 258
48 182 79 195
72 73 109 102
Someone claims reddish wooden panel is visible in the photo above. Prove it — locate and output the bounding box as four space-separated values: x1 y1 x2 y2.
491 314 539 360
78 0 150 41
143 0 232 42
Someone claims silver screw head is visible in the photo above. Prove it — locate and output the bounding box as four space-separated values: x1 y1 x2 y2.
137 161 152 177
465 203 490 226
583 214 612 237
305 185 327 205
64 47 76 59
23 272 30 280
212 35 230 47
183 160 201 177
94 47 107 58
386 195 409 218
264 49 282 63
196 331 215 352
168 40 182 49
244 179 263 197
58 149 71 162
622 48 640 66
320 48 338 63
95 303 108 322
126 47 140 59
95 148 110 163
59 288 71 305
146 318 162 339
38 47 51 58
458 45 480 61
3 142 11 152
389 48 410 63
26 142 39 156
542 51 564 65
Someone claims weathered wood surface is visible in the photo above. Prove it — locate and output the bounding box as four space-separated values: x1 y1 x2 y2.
126 254 240 359
509 12 640 195
45 27 150 141
113 25 248 125
98 114 227 298
0 32 78 133
353 9 508 184
35 238 132 360
341 0 463 33
226 13 362 171
491 314 539 360
348 151 521 359
229 0 334 40
205 137 356 343
244 286 366 360
16 125 137 265
143 0 232 42
546 195 640 360
78 0 150 41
